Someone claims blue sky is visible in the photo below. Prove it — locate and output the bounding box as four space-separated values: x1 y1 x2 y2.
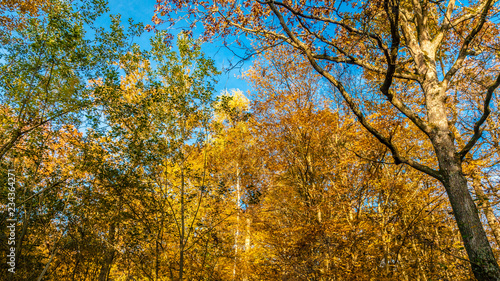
95 0 252 96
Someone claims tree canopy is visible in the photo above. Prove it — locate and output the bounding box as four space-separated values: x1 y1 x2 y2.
2 0 500 280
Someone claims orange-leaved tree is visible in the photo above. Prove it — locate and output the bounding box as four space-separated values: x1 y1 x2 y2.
152 0 500 279
244 46 471 280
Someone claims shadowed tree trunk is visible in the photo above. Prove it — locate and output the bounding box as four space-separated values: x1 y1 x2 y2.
99 222 116 281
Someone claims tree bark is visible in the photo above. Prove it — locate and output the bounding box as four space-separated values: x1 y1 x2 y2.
99 222 116 281
432 129 500 280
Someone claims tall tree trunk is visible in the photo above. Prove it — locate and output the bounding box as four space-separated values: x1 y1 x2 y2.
424 77 500 279
99 222 116 281
179 163 185 281
432 130 500 280
233 164 241 280
243 217 251 281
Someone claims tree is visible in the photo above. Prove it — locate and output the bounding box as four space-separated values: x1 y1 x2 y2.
0 1 141 279
0 0 133 162
0 0 49 43
86 31 226 280
244 47 471 280
212 88 253 280
153 0 500 279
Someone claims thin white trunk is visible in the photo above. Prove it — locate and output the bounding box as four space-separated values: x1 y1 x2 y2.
243 218 251 281
233 164 241 280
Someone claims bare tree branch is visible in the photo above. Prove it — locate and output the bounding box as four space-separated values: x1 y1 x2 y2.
267 0 443 181
442 0 496 85
459 72 500 160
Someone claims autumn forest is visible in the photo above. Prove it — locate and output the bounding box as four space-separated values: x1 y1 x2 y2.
2 0 500 280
